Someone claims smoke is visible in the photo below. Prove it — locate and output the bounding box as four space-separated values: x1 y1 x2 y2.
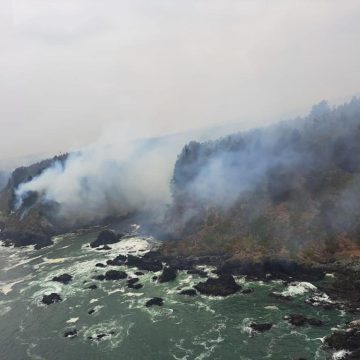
169 98 360 243
15 129 176 225
14 122 242 226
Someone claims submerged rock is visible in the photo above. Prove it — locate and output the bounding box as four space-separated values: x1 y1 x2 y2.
179 289 197 296
285 314 323 327
52 273 72 284
241 288 254 294
96 245 112 251
250 323 273 332
88 331 115 341
95 263 106 268
42 293 62 305
127 278 139 285
90 230 122 248
194 274 241 296
145 297 163 307
64 329 77 338
86 284 98 290
129 283 143 290
158 266 177 283
104 270 127 280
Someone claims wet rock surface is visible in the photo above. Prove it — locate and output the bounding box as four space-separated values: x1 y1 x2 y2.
194 274 241 296
107 254 127 266
285 314 323 327
42 293 62 305
104 270 127 280
126 254 163 272
158 266 177 283
88 331 115 341
145 297 163 307
64 329 77 338
86 284 97 290
179 289 197 296
95 263 106 268
216 258 325 282
90 230 122 248
52 273 72 284
250 323 273 332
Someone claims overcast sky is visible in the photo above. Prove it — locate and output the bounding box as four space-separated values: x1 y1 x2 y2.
1 0 360 168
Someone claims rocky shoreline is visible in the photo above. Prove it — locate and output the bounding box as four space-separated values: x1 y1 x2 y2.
3 227 360 358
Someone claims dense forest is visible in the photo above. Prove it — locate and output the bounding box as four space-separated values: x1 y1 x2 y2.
164 98 360 263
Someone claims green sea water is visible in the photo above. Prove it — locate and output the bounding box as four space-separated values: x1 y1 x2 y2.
0 231 354 360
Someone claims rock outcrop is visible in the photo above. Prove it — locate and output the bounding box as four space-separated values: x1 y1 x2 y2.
42 293 62 305
194 274 241 296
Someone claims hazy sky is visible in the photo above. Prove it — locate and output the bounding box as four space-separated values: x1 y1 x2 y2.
1 0 360 167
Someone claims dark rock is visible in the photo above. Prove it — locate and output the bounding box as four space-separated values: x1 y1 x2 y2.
217 258 325 282
187 269 208 278
88 309 95 315
64 329 77 338
93 275 106 281
52 273 72 284
241 288 254 294
135 271 144 276
145 297 163 307
194 274 241 296
96 245 112 251
250 323 273 332
158 266 177 283
285 314 307 326
307 318 323 326
2 231 53 249
127 278 139 285
179 289 197 296
88 331 115 341
90 230 122 248
95 263 106 268
152 276 158 281
126 254 163 272
86 284 97 290
42 293 62 305
107 254 127 266
104 270 127 280
285 314 323 327
325 320 360 351
129 283 143 290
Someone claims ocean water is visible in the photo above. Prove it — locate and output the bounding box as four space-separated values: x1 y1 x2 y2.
0 231 354 360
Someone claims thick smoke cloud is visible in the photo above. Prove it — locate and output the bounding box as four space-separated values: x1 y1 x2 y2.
171 98 360 236
14 123 240 225
15 136 174 225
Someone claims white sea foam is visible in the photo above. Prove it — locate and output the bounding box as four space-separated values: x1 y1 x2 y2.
332 350 351 359
0 276 32 295
0 305 11 316
264 305 279 311
42 257 67 264
281 282 317 297
66 317 79 324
